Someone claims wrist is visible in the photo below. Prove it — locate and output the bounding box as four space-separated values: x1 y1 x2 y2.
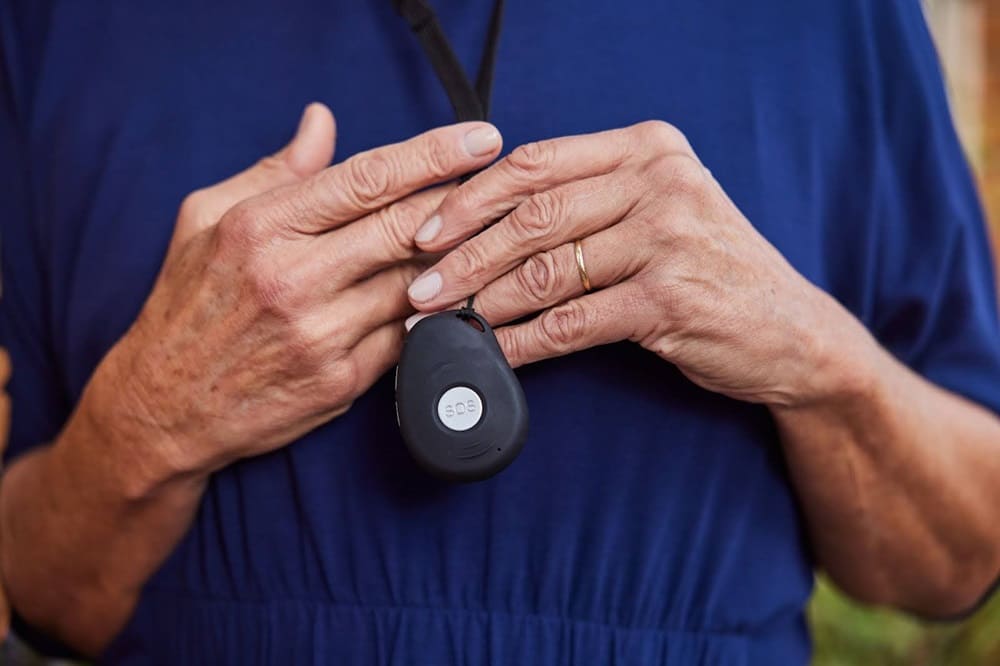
773 289 886 414
63 344 210 502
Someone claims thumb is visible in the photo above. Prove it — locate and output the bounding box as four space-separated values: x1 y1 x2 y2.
173 102 336 245
281 102 337 178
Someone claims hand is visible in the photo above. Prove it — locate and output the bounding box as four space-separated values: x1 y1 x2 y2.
88 104 503 482
405 121 873 407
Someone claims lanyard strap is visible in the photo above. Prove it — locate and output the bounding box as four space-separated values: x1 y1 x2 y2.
393 0 505 123
394 0 505 311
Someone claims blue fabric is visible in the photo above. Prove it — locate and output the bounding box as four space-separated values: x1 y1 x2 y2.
2 1 999 664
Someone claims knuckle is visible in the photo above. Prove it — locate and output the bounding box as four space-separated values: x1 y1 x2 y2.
513 191 560 240
373 201 419 259
497 328 522 366
625 209 661 244
447 183 483 219
286 319 325 368
507 140 556 176
538 300 587 352
346 154 394 206
672 158 710 203
422 134 454 179
517 251 559 301
216 203 264 252
324 356 361 398
634 120 690 154
646 155 705 201
450 243 488 285
644 156 676 185
245 260 295 315
641 271 686 319
387 196 424 230
324 315 370 360
178 189 210 222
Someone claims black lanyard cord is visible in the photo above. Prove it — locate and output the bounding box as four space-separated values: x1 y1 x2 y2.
394 0 505 311
472 0 504 119
393 0 505 122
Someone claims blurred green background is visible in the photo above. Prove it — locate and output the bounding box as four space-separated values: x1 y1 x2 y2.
810 577 1000 666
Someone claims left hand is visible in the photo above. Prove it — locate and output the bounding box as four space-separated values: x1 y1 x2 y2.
405 121 877 407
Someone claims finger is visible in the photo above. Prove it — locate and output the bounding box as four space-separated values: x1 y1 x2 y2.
404 312 432 331
174 103 336 246
407 170 641 310
413 120 693 252
347 319 407 390
275 122 502 235
494 284 645 368
402 299 469 331
309 185 452 287
300 261 428 346
473 227 638 326
404 309 443 331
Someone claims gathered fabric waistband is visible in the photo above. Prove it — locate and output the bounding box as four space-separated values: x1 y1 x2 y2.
102 595 758 666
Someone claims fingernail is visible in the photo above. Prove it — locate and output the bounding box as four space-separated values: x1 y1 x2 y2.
463 126 500 156
415 214 442 244
408 271 443 302
405 312 433 331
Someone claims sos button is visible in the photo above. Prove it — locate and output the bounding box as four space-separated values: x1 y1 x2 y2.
436 385 484 432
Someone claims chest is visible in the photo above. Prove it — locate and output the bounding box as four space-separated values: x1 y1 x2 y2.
24 0 858 396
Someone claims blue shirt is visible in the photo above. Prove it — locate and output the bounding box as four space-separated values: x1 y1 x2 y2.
3 1 999 664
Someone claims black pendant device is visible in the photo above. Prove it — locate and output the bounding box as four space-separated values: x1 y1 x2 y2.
392 0 528 481
395 309 528 481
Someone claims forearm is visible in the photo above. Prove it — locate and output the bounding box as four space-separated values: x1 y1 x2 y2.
0 360 208 655
0 110 485 655
393 117 1000 616
773 321 1000 617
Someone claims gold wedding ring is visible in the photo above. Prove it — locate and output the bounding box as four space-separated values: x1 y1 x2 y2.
574 239 592 293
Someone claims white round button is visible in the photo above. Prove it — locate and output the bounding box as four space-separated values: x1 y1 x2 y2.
436 385 484 432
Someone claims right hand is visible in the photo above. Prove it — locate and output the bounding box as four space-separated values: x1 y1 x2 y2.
87 103 503 481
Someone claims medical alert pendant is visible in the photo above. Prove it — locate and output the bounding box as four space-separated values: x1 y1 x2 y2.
395 310 529 482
